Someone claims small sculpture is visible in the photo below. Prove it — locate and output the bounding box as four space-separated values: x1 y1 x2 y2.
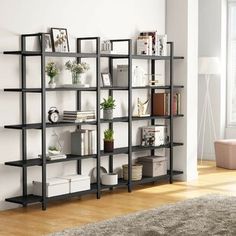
137 98 149 117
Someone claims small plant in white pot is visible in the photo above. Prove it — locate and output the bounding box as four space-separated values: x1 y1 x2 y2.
104 129 114 152
100 96 116 120
45 62 59 88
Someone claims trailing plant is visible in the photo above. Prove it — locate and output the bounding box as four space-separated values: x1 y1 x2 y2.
104 129 114 141
45 62 59 78
65 60 90 74
100 96 116 110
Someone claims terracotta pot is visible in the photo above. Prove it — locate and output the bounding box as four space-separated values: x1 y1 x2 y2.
104 140 114 152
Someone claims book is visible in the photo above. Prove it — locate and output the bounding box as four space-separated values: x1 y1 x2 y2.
156 35 167 56
140 31 158 55
71 129 96 156
38 154 67 160
152 93 180 116
88 129 96 154
152 93 168 116
137 36 152 55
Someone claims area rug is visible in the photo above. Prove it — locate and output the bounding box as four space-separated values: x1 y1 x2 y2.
48 195 236 236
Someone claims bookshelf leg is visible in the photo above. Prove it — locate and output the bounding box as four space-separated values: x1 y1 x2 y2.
96 192 101 199
42 202 47 211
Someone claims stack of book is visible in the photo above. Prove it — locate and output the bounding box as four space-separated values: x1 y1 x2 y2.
62 110 96 122
71 129 96 156
152 93 181 116
137 31 167 56
38 153 67 161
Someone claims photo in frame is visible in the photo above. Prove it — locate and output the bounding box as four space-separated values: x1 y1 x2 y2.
43 33 53 52
101 73 112 87
51 28 70 52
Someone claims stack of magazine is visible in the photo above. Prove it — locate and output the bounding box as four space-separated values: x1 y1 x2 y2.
62 110 96 122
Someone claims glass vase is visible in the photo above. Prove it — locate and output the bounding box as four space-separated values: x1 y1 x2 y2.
72 73 85 86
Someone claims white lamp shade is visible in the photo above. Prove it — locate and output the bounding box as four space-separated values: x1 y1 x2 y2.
198 57 221 75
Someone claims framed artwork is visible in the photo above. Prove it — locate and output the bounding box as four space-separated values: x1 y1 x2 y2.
51 28 70 52
43 33 53 52
101 73 112 87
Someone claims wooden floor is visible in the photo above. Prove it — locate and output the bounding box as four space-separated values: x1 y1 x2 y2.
1 161 236 236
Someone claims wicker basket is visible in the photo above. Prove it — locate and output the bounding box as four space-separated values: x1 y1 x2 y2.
122 164 143 181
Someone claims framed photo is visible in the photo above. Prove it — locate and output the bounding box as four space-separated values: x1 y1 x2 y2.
44 33 53 52
51 28 70 52
101 73 112 87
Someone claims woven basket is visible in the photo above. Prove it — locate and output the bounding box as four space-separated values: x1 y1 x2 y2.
122 164 143 181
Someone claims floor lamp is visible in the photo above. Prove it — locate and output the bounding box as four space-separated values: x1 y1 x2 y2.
198 57 221 163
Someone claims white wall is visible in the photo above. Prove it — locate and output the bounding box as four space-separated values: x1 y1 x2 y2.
0 0 167 210
198 0 227 160
166 0 198 181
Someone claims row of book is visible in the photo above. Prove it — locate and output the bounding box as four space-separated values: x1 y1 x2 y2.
152 93 181 116
137 31 167 56
62 110 96 123
71 129 96 156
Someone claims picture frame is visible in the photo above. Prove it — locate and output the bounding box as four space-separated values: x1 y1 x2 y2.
101 73 112 87
43 33 53 52
51 28 70 52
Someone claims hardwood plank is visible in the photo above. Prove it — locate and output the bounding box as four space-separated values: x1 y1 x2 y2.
0 161 236 236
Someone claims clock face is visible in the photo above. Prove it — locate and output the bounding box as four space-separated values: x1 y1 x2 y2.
51 112 59 122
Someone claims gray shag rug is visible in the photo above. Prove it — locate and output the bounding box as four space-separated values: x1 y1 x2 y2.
48 195 236 236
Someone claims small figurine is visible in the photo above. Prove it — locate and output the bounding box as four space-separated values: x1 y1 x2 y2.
137 98 149 117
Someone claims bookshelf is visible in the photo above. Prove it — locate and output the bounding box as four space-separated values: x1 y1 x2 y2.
4 33 184 210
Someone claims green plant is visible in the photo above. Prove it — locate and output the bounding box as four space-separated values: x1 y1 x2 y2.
100 96 116 110
65 60 90 74
104 129 114 141
48 146 60 151
45 62 59 78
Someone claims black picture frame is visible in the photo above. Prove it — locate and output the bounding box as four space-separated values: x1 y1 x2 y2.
51 28 70 52
101 73 112 87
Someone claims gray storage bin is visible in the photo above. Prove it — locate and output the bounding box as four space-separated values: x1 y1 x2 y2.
138 156 167 177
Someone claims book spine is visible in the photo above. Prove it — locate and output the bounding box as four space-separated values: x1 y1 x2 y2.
81 133 85 156
177 93 181 114
88 130 96 154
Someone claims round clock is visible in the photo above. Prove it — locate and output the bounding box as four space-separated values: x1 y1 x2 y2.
48 107 59 123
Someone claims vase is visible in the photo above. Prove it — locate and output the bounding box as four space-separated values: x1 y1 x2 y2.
103 109 113 120
72 73 86 86
48 77 56 88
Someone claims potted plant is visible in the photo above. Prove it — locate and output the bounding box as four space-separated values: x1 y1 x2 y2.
65 60 90 86
104 129 114 152
48 146 61 155
100 96 116 120
45 62 59 88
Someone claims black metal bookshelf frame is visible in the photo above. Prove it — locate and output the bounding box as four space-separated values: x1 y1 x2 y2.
4 33 184 210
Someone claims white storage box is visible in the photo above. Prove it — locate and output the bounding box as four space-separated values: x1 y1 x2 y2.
138 156 167 177
60 175 90 193
33 177 70 197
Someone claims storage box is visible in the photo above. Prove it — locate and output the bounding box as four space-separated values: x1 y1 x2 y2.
138 156 167 177
141 125 168 146
60 175 90 193
33 177 70 197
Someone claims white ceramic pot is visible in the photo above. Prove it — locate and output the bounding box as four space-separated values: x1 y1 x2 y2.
101 173 118 185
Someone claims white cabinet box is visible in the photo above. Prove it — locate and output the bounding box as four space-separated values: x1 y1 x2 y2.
33 177 70 197
60 175 90 193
